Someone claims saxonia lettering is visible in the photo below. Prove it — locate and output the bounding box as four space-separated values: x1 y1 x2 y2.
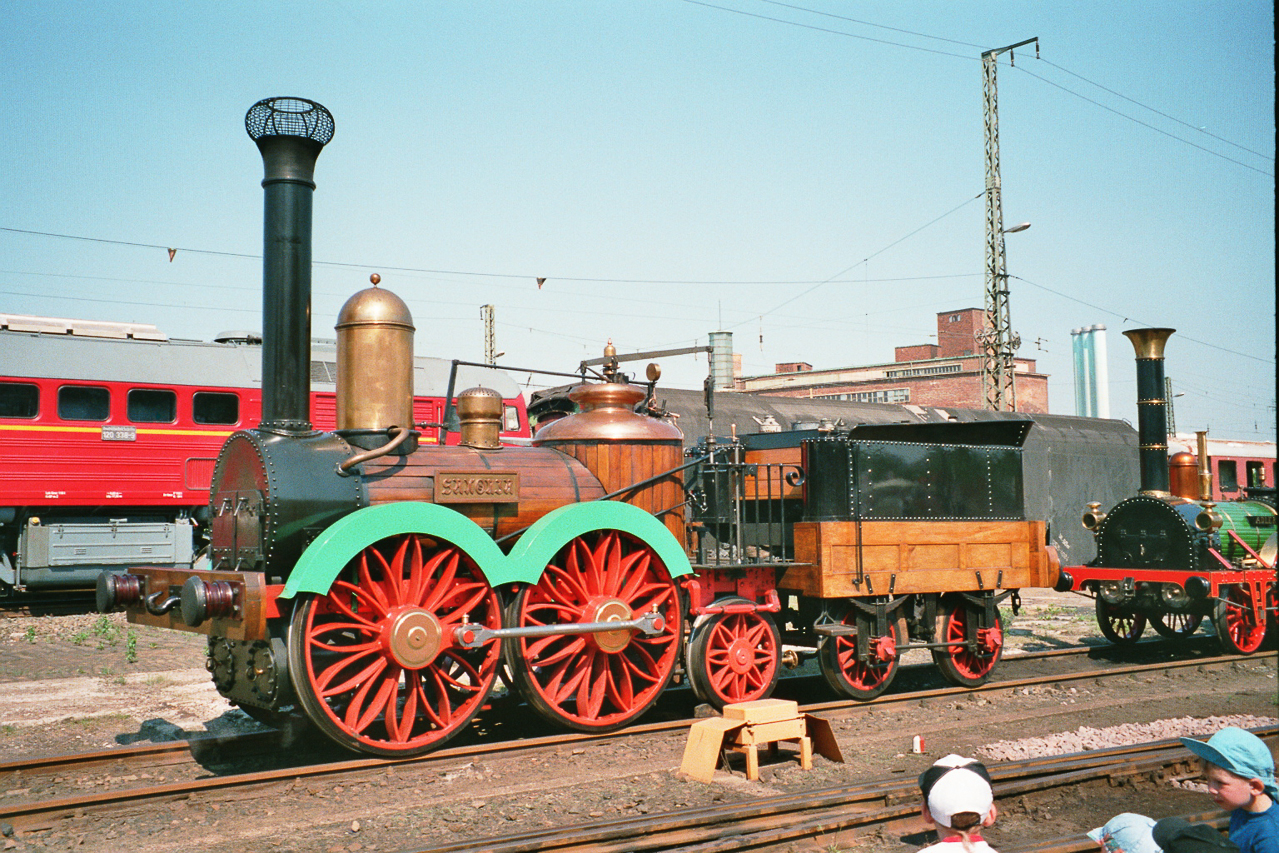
435 471 521 504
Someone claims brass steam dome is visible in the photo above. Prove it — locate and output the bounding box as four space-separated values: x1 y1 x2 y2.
335 276 416 433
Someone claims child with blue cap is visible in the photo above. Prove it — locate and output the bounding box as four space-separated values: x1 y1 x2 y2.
1179 727 1279 853
1088 813 1161 853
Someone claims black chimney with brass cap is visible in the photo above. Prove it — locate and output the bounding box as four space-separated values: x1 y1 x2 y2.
245 97 334 432
1122 327 1174 494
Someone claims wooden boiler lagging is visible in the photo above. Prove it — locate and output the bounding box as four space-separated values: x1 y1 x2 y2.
533 382 686 546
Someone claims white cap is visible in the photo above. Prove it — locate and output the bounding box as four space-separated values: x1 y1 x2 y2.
919 754 994 828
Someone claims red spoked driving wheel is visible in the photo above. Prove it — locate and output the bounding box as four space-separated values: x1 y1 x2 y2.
503 529 683 732
932 594 1003 688
288 534 501 757
1215 582 1267 655
687 597 781 709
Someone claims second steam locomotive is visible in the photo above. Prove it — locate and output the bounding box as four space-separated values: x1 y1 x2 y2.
1059 328 1277 654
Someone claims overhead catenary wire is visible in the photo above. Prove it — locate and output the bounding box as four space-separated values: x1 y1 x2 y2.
0 226 967 288
1013 64 1274 177
752 0 987 50
1011 274 1274 365
4 223 1270 376
685 1 1272 176
727 193 984 330
1035 57 1274 162
679 0 975 60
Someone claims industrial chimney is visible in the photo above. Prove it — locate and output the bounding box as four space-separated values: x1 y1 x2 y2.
1122 328 1174 495
244 97 335 432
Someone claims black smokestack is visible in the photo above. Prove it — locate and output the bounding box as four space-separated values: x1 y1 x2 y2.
245 97 334 432
1122 328 1175 494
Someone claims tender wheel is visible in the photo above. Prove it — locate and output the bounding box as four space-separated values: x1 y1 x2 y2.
1214 583 1266 655
288 534 502 757
1150 611 1203 640
503 530 683 732
933 595 1003 688
818 602 906 701
687 597 781 709
1095 597 1147 644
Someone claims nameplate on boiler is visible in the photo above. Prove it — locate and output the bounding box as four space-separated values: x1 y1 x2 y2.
436 471 520 503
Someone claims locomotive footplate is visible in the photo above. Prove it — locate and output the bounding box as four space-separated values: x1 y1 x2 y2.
100 567 281 641
1059 563 1274 601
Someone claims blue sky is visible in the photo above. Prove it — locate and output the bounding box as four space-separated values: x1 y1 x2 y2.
2 1 1273 438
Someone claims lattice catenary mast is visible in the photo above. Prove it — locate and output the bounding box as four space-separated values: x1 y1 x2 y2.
979 37 1037 411
481 304 496 365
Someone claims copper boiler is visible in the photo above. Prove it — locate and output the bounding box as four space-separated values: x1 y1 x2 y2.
533 381 686 545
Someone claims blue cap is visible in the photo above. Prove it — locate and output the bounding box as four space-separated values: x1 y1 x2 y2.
1087 813 1160 853
1180 727 1278 798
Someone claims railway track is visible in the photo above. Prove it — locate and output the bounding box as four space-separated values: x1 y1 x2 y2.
404 735 1270 852
0 591 95 618
0 649 1262 836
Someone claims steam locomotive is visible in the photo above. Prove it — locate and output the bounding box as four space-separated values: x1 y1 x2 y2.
1057 329 1277 654
97 97 1060 757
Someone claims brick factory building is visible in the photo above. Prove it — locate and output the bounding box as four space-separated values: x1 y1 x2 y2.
736 307 1049 413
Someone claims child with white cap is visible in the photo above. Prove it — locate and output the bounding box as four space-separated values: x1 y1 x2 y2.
1178 727 1279 853
917 754 999 852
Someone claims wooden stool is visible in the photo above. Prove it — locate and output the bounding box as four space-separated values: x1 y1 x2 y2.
679 699 842 782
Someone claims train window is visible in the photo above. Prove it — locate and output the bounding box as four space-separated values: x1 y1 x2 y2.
1246 461 1267 487
0 382 39 419
504 404 521 432
127 388 177 423
193 392 240 425
1218 460 1239 492
58 385 110 421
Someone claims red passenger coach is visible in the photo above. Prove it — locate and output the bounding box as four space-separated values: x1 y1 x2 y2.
1168 433 1276 503
0 313 528 592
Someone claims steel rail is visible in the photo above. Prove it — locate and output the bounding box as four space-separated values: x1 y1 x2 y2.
407 733 1274 853
0 649 1258 813
0 651 1265 831
0 645 1240 781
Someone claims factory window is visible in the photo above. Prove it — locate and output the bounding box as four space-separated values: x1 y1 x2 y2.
58 385 110 421
885 363 961 378
128 388 177 423
852 388 910 404
1218 460 1239 493
1246 461 1267 487
194 392 240 425
817 388 910 404
0 382 39 419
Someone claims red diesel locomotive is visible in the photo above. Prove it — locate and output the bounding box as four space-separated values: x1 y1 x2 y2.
0 314 528 593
